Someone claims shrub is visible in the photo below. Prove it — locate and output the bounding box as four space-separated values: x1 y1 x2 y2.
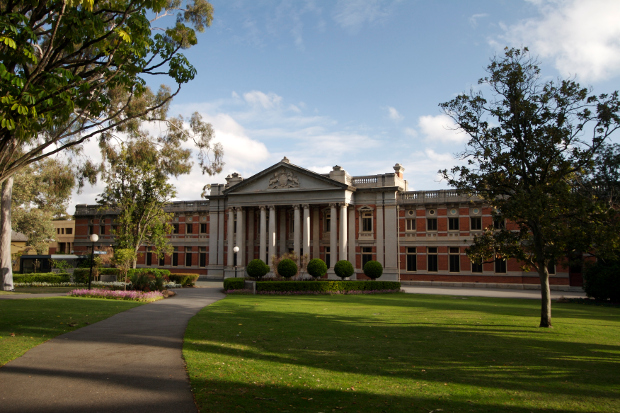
363 260 383 280
277 258 298 279
13 273 70 284
247 259 270 279
307 258 327 279
224 277 245 290
72 268 90 283
129 270 168 292
168 273 200 286
334 260 354 279
255 280 401 293
583 261 620 302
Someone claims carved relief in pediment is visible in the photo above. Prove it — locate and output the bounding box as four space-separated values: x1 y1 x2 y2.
268 169 300 189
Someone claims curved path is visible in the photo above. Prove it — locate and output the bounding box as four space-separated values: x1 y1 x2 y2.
0 287 224 413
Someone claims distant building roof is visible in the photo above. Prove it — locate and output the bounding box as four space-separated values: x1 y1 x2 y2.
11 230 28 242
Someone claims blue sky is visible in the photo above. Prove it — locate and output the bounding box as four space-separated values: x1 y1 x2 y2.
72 0 620 210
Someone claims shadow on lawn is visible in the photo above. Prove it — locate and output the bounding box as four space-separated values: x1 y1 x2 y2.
184 295 620 412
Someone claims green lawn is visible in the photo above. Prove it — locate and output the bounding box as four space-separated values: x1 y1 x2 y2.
0 297 142 366
184 294 620 413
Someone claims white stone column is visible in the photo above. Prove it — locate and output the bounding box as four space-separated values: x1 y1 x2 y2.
312 207 320 259
330 203 338 265
348 206 355 269
339 203 348 261
217 210 224 266
236 207 244 267
227 208 235 267
259 206 266 263
247 208 254 262
268 205 276 266
208 210 218 266
279 208 286 256
376 204 384 266
303 204 310 258
293 205 301 258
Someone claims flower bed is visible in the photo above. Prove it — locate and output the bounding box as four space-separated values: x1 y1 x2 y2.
68 288 164 302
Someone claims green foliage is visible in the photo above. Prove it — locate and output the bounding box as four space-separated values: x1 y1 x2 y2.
307 258 327 279
114 248 138 284
127 268 170 279
363 260 383 280
439 47 620 327
72 268 90 284
277 258 298 279
334 260 354 279
583 261 620 302
254 280 401 293
129 271 166 292
168 273 200 286
13 273 69 284
223 277 245 291
246 259 270 280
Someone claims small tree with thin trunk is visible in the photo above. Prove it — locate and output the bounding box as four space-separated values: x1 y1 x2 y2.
113 248 137 291
439 47 620 327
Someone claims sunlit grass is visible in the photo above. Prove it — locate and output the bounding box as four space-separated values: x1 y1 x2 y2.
184 294 620 413
0 297 142 366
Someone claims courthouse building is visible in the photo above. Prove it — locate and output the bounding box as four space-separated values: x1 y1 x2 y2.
73 157 582 288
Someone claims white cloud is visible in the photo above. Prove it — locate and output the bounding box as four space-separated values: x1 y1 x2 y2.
418 114 467 144
332 0 394 33
469 13 488 28
386 106 403 121
243 90 283 110
497 0 620 82
404 127 417 137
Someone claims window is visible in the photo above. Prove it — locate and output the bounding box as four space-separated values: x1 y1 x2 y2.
88 225 93 235
449 247 460 272
186 223 193 234
362 247 373 267
185 247 192 266
56 228 60 234
361 211 373 232
448 218 459 231
470 217 482 231
172 248 179 267
427 218 437 231
427 247 438 272
159 255 165 267
325 247 330 269
471 261 483 273
547 260 556 275
200 223 207 233
493 217 505 229
146 247 152 266
406 247 417 271
61 228 65 234
66 228 73 235
173 223 180 234
324 212 331 233
100 225 105 235
495 257 506 273
406 218 416 232
199 247 207 267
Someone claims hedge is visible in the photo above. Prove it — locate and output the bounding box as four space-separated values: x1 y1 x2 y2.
127 268 171 278
72 267 119 283
168 273 200 286
224 277 245 291
255 280 401 293
13 273 70 284
583 261 620 302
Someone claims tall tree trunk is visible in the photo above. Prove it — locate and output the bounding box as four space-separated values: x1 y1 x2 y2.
1 177 14 291
539 265 552 327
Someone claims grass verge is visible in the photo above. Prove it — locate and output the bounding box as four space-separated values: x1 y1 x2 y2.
0 297 142 366
184 293 620 413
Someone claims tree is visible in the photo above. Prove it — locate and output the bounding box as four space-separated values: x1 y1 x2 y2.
0 1 215 290
439 47 620 327
113 248 137 290
11 158 75 254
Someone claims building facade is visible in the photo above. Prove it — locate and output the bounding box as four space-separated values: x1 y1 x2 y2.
49 220 76 254
73 158 582 288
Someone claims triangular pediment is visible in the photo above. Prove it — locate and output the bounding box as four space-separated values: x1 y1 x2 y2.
224 161 349 195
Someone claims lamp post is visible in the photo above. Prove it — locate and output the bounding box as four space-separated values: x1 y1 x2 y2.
88 234 99 290
233 245 239 278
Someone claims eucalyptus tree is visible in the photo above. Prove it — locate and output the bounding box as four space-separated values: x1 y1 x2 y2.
440 47 620 327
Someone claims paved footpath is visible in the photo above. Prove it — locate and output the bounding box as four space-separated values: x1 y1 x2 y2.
0 287 224 413
401 285 587 299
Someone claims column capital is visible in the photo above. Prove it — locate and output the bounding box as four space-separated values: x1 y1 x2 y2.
234 206 243 212
268 205 276 211
259 205 266 211
329 202 338 208
340 203 349 208
301 204 309 209
293 204 300 210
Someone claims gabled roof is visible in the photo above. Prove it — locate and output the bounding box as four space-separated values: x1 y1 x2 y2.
223 158 351 195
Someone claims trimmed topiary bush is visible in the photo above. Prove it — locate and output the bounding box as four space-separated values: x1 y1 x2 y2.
247 259 270 280
277 258 298 279
583 260 620 302
363 260 383 280
334 260 354 280
307 258 327 279
168 273 200 286
13 273 70 284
